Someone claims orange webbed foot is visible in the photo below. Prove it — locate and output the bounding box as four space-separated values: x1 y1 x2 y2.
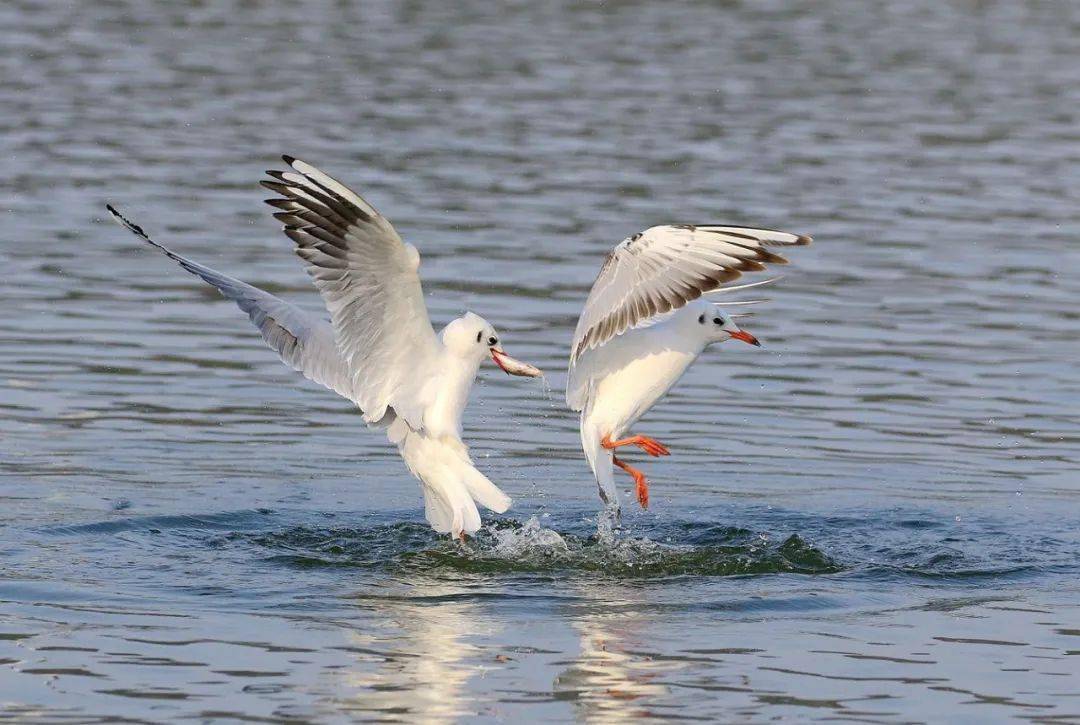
634 435 670 458
612 455 650 510
634 473 649 509
602 433 671 458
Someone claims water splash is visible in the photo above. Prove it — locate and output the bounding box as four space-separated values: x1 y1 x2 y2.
594 504 621 544
433 517 839 577
489 515 568 555
248 516 840 578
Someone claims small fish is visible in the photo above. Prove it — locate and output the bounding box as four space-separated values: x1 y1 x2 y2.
491 349 543 378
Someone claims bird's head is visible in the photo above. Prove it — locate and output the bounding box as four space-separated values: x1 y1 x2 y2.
694 301 760 348
442 312 542 377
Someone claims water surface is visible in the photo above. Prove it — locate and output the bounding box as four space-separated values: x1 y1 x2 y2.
1 1 1078 721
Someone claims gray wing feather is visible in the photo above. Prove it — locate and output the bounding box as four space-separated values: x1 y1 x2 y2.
261 157 440 429
106 205 357 403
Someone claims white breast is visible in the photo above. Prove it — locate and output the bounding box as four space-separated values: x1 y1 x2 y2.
573 316 702 438
422 354 480 439
588 347 697 437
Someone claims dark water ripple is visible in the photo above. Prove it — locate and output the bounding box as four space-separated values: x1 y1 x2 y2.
252 519 841 578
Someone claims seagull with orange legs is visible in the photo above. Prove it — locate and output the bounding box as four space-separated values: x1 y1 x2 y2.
566 224 810 514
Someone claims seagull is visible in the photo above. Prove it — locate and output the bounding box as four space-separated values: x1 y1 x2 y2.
107 156 541 539
566 224 810 512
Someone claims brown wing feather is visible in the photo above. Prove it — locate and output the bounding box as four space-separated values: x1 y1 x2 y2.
569 225 810 363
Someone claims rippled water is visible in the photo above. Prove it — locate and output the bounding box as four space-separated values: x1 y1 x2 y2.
2 1 1079 721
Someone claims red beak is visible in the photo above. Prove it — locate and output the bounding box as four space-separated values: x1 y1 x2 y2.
729 330 761 347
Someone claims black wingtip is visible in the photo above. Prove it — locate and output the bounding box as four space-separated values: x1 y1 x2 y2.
281 154 296 166
105 203 131 228
104 203 153 243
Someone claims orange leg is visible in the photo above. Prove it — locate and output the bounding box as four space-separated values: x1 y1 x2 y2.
601 433 670 457
612 455 649 510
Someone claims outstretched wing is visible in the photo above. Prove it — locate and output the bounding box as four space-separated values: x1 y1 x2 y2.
107 205 355 401
569 224 811 365
262 157 440 428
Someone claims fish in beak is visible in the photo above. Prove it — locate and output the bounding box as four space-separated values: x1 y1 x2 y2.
490 347 543 377
729 329 761 347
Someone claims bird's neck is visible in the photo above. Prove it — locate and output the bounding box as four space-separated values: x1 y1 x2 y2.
424 351 483 439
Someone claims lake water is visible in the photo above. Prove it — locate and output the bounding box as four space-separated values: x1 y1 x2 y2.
2 1 1078 721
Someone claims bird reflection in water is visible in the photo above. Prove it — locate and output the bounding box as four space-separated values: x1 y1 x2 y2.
555 594 683 721
334 591 493 721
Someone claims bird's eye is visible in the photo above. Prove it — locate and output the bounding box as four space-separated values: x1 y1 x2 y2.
713 317 724 325
476 331 483 343
698 314 706 324
488 336 498 346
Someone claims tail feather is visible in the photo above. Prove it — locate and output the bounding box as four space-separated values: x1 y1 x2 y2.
422 479 482 536
459 464 512 514
422 485 454 534
399 430 512 537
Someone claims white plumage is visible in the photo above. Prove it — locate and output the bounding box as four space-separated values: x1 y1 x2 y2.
568 224 810 511
108 157 540 538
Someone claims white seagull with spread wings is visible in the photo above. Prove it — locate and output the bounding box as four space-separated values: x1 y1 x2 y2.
108 156 541 539
567 224 810 512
